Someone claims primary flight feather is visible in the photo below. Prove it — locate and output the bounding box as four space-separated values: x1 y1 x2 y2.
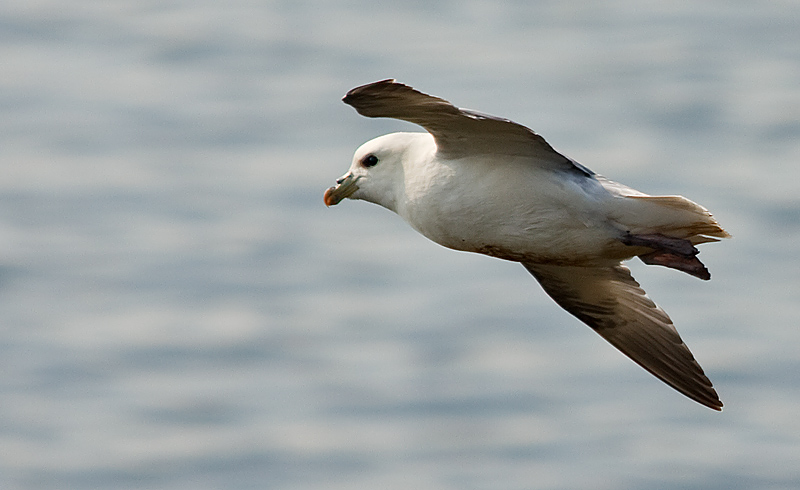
325 79 729 410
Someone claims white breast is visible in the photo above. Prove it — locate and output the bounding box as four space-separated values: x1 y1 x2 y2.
396 154 621 265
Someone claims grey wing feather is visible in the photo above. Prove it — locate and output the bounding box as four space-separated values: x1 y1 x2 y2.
343 79 592 176
523 262 722 410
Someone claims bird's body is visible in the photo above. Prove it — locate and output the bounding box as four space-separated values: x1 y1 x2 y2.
325 80 729 410
384 133 612 265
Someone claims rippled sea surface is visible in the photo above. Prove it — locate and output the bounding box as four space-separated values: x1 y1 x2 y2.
1 1 799 489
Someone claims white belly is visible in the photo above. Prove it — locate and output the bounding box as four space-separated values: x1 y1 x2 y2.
397 156 624 265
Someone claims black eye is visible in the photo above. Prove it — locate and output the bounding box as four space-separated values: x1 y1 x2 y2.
362 154 379 168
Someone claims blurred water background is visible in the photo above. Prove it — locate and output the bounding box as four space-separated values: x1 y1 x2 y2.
1 1 799 489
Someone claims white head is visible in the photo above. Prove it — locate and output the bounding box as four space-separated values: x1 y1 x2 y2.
324 132 434 213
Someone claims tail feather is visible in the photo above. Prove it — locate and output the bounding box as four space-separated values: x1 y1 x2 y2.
624 194 730 242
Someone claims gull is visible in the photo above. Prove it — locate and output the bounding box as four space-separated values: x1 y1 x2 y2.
324 79 729 410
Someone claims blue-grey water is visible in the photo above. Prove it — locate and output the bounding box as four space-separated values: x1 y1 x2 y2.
1 1 798 489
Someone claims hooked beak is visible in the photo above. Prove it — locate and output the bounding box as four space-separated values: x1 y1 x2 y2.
323 173 361 206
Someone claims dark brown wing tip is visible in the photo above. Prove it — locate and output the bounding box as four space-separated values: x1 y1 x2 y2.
625 350 723 411
341 79 457 120
343 78 397 97
698 387 723 411
342 79 401 107
631 346 724 411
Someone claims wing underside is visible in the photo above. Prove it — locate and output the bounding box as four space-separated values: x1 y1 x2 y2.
523 262 722 410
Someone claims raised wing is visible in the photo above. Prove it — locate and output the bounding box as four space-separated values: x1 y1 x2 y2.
523 262 722 410
343 79 592 175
